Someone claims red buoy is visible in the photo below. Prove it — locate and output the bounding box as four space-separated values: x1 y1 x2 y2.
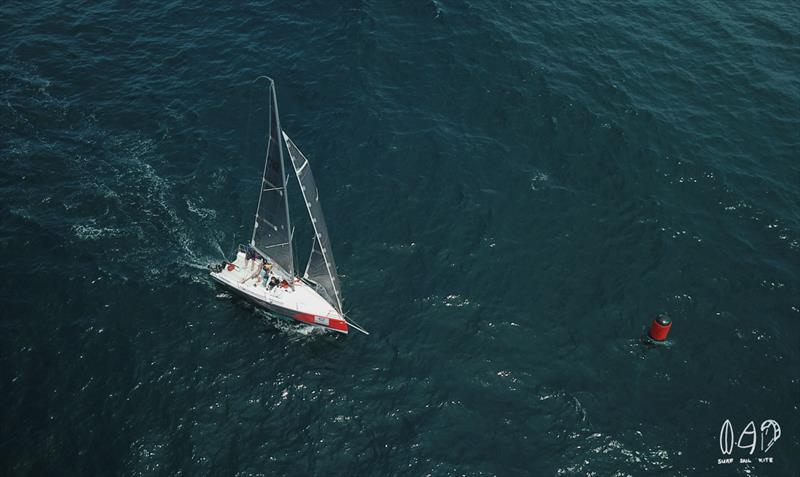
648 314 672 341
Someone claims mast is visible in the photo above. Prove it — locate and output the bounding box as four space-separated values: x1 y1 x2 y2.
250 77 294 278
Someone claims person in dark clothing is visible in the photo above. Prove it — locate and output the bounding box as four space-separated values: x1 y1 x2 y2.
244 244 258 270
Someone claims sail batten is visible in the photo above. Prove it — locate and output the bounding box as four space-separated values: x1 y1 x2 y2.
251 79 294 278
282 131 343 314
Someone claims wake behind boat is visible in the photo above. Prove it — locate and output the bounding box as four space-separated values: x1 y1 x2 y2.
209 77 366 335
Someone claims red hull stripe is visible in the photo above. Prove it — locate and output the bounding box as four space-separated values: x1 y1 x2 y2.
294 312 349 333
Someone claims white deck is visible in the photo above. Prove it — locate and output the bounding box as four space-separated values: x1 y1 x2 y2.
210 252 342 321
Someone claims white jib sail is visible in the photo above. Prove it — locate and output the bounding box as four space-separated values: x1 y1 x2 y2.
282 131 343 314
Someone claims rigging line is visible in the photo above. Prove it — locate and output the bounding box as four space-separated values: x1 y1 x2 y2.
268 79 295 278
245 78 266 186
255 215 280 231
259 241 291 249
339 302 369 335
263 177 279 188
346 318 370 335
251 77 279 247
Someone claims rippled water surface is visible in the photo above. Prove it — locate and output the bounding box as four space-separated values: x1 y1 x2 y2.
1 1 798 475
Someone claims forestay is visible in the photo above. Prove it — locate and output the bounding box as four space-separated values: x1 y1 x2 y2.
251 80 294 277
282 132 343 314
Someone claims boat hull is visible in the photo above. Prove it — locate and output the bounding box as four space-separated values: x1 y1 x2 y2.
209 270 348 334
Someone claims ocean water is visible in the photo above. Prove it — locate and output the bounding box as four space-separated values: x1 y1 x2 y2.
1 1 798 475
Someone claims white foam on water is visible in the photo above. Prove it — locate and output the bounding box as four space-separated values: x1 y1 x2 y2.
72 223 122 240
420 293 477 309
530 170 550 190
186 198 217 220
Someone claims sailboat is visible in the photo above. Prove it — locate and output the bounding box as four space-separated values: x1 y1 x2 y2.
209 77 366 335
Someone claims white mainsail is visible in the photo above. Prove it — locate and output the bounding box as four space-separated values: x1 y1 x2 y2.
282 131 343 315
251 79 294 278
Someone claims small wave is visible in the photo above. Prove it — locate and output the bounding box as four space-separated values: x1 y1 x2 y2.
378 241 417 254
72 223 122 240
420 293 476 309
556 431 672 475
530 171 550 191
266 312 329 338
186 198 217 220
8 207 32 220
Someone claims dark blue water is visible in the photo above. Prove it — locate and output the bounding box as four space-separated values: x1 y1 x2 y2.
2 1 798 475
